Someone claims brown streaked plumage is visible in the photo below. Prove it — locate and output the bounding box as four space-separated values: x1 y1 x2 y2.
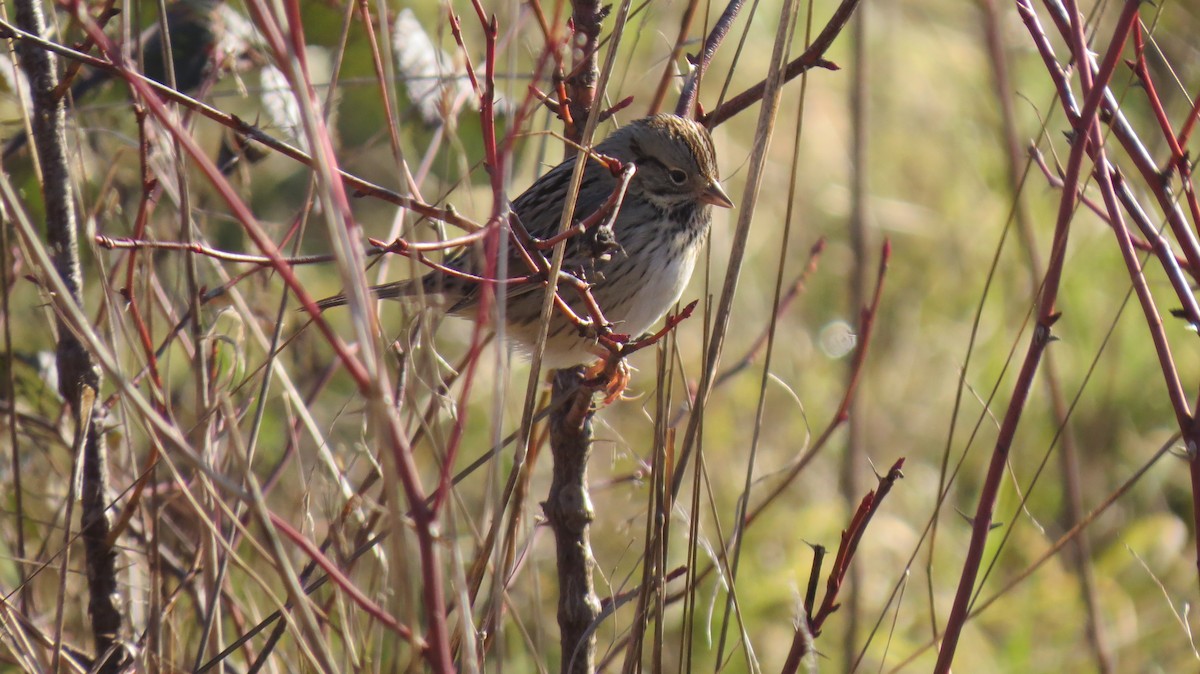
318 114 732 369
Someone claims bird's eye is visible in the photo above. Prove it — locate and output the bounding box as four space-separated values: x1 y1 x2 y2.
668 169 688 185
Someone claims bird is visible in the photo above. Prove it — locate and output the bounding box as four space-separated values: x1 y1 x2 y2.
317 113 733 389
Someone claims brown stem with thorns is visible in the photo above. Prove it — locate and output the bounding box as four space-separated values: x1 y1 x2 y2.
783 459 905 673
935 2 1144 670
699 0 858 128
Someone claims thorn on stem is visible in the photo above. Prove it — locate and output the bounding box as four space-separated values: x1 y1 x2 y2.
1034 322 1053 345
597 96 634 123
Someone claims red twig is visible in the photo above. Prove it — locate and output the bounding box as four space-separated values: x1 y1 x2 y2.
0 18 488 233
267 512 419 643
649 0 701 115
1127 24 1185 168
49 0 118 99
548 269 614 335
700 0 856 128
1029 148 1124 227
555 77 575 129
354 0 405 164
447 9 481 98
99 233 549 307
529 84 568 118
60 0 373 385
1126 22 1200 299
1178 88 1200 150
1042 0 1200 280
368 238 541 288
100 105 167 560
781 459 905 673
814 459 905 631
1028 146 1198 280
598 95 634 122
121 106 165 398
99 235 330 265
1121 8 1200 594
1107 173 1200 326
534 162 634 249
934 3 1144 671
368 228 493 254
602 299 699 357
434 3 500 516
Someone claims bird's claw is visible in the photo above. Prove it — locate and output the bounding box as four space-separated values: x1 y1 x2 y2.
584 354 631 405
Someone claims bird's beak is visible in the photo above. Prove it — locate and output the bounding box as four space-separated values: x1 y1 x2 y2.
701 180 735 209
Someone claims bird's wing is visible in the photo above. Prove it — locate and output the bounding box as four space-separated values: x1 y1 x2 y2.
443 152 620 313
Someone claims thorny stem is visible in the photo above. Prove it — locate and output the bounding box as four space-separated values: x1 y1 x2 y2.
890 437 1175 670
980 0 1111 667
700 0 860 128
781 459 905 673
933 2 1144 670
1028 146 1195 275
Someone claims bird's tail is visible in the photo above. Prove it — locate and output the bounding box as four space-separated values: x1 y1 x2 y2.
311 278 426 311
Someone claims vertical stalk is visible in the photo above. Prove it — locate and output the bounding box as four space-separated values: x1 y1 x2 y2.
542 0 609 667
545 368 602 674
976 0 1112 669
934 2 1142 669
11 0 125 669
842 1 869 666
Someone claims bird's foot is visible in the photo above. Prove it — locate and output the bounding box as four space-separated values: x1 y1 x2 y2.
583 353 632 405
